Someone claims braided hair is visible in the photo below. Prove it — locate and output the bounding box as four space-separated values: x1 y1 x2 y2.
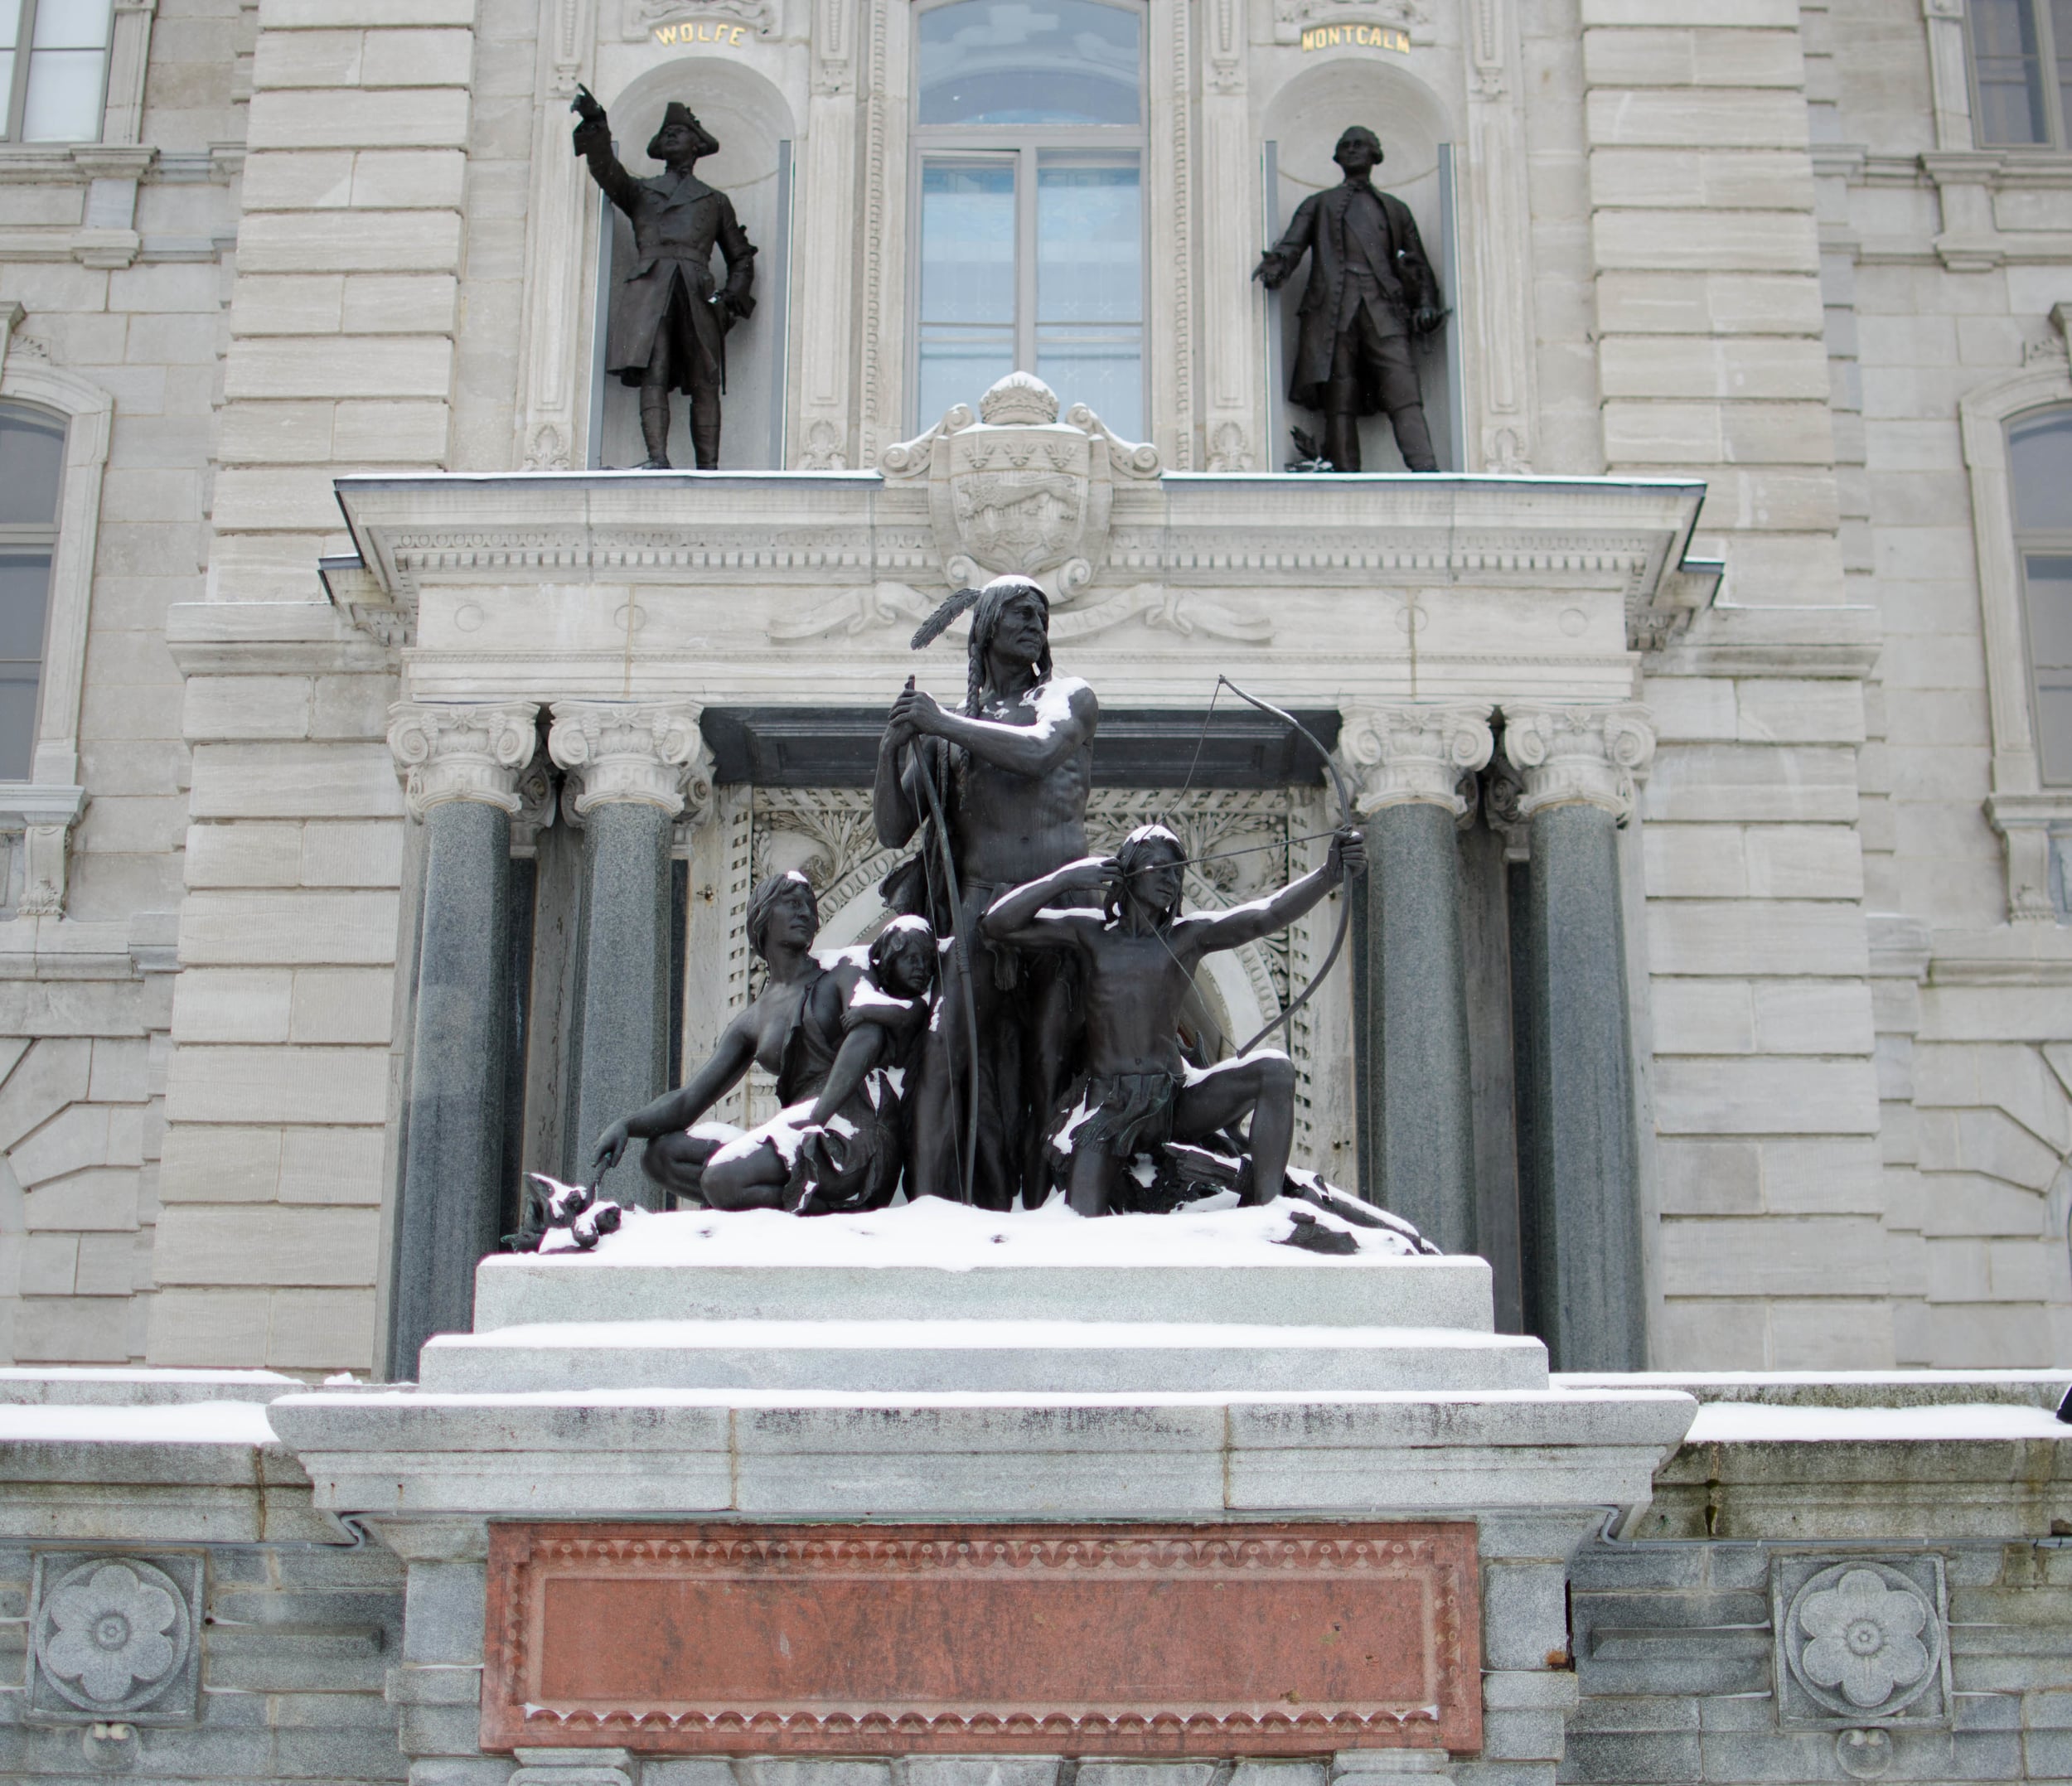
964 576 1051 716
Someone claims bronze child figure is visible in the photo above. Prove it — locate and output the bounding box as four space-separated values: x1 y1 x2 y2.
590 875 933 1214
1255 124 1444 473
980 820 1367 1217
572 85 756 470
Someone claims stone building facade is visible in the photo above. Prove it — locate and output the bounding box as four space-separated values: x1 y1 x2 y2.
0 0 2065 1377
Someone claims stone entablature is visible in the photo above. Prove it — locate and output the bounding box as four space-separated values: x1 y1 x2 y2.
322 471 1717 713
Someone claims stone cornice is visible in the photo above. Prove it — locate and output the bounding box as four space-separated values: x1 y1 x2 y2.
329 471 1716 661
548 702 712 820
387 702 540 820
1501 703 1658 825
1339 704 1496 817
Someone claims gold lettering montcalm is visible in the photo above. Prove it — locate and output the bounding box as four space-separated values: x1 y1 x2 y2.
1299 20 1411 52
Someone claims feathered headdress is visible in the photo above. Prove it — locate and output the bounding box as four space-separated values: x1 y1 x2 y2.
909 587 982 651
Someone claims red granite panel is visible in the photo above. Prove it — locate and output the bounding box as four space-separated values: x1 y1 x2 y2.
482 1522 1480 1756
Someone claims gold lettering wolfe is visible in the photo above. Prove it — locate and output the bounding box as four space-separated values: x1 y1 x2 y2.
651 21 751 46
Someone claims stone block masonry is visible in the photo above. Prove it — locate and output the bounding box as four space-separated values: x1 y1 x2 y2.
209 2 478 604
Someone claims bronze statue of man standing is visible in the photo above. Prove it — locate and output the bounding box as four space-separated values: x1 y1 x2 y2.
1255 125 1444 473
572 87 757 470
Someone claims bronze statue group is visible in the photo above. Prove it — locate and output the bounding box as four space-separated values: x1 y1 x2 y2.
547 89 1451 1230
592 577 1374 1225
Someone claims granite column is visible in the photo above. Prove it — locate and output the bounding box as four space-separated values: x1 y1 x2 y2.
1501 702 1658 1372
549 702 710 1207
385 702 539 1378
1339 704 1493 1253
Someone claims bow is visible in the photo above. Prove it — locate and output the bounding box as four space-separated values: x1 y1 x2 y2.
1182 675 1362 1057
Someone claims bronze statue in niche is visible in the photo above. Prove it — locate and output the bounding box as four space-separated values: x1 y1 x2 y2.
572 87 757 470
1255 125 1445 473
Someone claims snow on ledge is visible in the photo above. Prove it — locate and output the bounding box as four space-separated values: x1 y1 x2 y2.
1684 1401 2071 1444
498 1197 1453 1272
0 1400 281 1447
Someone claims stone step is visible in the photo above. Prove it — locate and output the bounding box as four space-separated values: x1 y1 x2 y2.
417 1319 1548 1395
472 1256 1498 1333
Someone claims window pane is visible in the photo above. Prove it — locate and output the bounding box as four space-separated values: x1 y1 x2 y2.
0 554 49 780
2028 555 2072 783
920 162 1016 325
918 328 1017 425
31 0 111 47
1035 158 1140 434
0 0 20 49
22 47 108 140
2011 409 2072 531
917 0 1141 126
1037 159 1140 323
1035 332 1141 438
0 407 65 526
1970 0 2050 143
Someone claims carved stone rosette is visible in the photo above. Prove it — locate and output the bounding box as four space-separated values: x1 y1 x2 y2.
548 701 713 820
1339 704 1495 818
1500 703 1658 825
386 702 540 820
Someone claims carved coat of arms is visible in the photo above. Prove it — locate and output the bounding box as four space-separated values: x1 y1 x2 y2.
882 371 1159 599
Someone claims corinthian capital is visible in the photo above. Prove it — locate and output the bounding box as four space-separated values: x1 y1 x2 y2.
548 701 712 820
387 701 540 819
1339 703 1495 816
1501 703 1658 824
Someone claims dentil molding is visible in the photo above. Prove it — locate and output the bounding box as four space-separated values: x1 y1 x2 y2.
387 703 541 820
549 702 713 819
1501 703 1657 825
1339 704 1495 818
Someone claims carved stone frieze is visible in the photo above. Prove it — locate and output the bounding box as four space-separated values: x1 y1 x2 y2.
549 702 713 819
1339 704 1495 818
1272 0 1430 41
1500 702 1657 825
767 582 1271 648
387 702 540 820
880 373 1160 599
627 0 775 36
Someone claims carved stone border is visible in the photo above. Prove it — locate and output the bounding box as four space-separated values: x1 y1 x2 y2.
482 1520 1481 1755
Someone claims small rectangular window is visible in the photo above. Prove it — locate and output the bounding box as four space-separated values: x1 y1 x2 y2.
1969 0 2072 145
0 552 50 782
3 0 111 143
2026 554 2072 783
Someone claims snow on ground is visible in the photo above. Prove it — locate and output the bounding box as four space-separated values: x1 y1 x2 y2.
1684 1401 2070 1443
515 1194 1440 1271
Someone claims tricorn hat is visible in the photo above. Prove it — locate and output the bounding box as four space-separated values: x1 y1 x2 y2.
647 100 720 162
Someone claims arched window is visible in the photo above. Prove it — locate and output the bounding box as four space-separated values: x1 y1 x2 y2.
0 403 63 783
2012 407 2072 782
1 0 115 143
911 0 1146 438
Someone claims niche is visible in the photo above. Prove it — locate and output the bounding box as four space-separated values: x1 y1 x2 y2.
586 60 795 470
1258 60 1463 473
